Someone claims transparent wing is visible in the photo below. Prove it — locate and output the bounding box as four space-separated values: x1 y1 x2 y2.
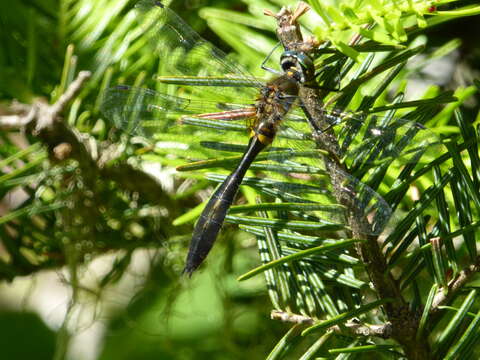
102 0 266 132
176 123 395 237
102 83 443 171
134 0 262 98
252 135 393 237
101 85 256 135
176 108 443 237
101 89 441 238
281 106 444 168
181 146 393 237
315 107 444 168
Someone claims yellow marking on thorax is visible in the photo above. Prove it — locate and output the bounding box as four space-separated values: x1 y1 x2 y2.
256 133 273 145
249 128 273 145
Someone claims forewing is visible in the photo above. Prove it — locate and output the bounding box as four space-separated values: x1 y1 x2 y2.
314 108 444 169
134 0 261 100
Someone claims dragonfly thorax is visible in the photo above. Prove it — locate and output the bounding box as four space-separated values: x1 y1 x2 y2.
280 50 315 84
252 75 299 145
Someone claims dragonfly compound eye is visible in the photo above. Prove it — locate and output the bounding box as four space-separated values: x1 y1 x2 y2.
280 51 315 84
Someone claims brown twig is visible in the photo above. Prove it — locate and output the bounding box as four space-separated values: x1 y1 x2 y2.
271 310 314 325
0 71 172 205
271 310 393 339
331 321 393 339
431 256 480 313
0 71 92 131
267 5 429 359
0 108 35 128
0 71 177 281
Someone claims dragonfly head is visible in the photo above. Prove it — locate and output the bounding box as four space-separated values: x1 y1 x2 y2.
280 51 315 84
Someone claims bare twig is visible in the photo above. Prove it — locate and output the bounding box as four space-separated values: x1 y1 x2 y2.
267 5 429 359
331 321 393 339
271 310 314 325
50 71 92 117
0 107 36 129
431 256 480 313
0 70 173 206
271 310 393 339
0 71 92 132
0 70 178 280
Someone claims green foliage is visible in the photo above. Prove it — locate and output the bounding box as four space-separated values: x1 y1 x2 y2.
0 0 479 359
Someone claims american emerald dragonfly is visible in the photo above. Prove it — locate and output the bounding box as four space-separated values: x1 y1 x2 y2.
101 0 442 275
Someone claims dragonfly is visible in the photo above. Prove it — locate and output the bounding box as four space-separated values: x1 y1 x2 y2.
101 0 441 275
